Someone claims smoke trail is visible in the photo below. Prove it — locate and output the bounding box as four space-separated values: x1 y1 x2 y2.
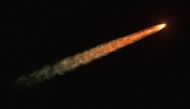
16 24 166 87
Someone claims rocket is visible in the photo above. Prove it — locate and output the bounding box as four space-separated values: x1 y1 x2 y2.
16 23 166 87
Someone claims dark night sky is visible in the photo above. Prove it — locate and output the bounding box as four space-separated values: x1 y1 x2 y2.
1 0 190 109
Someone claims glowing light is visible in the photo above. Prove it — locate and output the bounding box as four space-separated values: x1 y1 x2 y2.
159 23 166 29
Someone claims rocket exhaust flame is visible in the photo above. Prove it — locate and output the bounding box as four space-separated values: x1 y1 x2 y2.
16 23 166 87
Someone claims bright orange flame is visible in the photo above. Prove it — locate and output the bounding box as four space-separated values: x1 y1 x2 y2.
159 23 166 29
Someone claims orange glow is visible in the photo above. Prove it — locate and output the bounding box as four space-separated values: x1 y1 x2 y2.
159 23 166 29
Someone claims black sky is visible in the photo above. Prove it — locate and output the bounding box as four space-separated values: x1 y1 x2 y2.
1 0 190 109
